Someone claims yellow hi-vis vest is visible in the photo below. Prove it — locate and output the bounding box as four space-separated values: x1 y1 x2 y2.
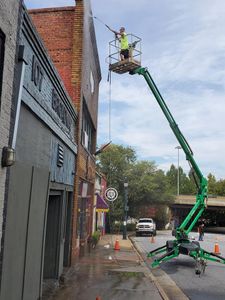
120 33 129 50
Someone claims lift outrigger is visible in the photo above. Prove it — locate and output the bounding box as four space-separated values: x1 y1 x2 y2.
108 34 225 275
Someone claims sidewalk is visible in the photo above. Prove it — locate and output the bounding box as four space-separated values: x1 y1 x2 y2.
44 234 165 300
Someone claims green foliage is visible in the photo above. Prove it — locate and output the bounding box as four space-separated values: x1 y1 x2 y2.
208 173 217 195
97 143 225 228
166 165 225 197
215 179 225 196
154 205 170 229
128 161 174 217
97 144 174 224
206 173 225 197
166 164 196 195
97 144 136 225
166 164 177 194
126 223 136 231
91 230 101 246
97 144 136 185
109 222 136 233
109 221 122 233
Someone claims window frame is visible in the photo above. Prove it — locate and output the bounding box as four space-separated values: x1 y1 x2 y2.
81 101 95 153
90 70 94 94
0 29 5 103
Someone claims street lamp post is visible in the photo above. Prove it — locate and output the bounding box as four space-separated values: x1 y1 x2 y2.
175 146 182 196
123 178 129 240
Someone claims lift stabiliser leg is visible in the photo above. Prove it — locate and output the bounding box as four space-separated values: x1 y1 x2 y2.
130 66 225 273
148 239 225 273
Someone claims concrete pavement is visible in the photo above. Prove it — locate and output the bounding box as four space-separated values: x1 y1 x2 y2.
43 234 166 300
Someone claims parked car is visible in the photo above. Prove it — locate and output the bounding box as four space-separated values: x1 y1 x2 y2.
136 218 156 236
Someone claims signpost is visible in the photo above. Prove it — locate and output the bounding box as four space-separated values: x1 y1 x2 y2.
105 187 118 202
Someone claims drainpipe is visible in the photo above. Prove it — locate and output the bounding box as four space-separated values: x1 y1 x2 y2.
12 45 27 149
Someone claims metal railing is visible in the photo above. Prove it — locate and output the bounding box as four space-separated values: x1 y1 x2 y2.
106 33 142 65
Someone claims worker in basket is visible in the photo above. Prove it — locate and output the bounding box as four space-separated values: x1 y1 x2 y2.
111 27 129 61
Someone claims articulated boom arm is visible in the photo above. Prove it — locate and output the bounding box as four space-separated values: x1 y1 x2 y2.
131 67 208 239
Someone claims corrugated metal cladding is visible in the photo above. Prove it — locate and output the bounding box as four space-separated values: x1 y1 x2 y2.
0 4 78 300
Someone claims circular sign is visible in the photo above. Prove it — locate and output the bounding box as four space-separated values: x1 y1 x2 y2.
105 188 118 202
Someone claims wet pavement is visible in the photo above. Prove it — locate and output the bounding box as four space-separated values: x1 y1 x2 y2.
44 235 164 300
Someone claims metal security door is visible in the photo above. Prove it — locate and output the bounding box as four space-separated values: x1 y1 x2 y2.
63 192 73 267
43 193 61 278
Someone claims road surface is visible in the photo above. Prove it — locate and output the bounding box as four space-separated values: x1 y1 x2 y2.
133 230 225 300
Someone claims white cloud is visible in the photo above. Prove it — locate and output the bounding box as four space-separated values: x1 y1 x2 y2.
95 1 225 179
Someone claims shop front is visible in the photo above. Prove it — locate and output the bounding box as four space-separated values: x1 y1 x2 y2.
0 6 77 300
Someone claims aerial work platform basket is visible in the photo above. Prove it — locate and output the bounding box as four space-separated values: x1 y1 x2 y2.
107 34 142 74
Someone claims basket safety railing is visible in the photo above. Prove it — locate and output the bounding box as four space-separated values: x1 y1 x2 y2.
106 33 142 66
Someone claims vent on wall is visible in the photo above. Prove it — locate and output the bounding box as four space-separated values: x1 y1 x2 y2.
57 144 64 167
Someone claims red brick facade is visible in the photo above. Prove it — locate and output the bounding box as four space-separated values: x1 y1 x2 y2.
29 0 101 261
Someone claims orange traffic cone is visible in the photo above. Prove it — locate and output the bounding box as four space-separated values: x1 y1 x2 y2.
114 239 120 250
151 235 155 243
214 242 221 255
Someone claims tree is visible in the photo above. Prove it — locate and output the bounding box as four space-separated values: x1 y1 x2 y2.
207 173 217 195
215 179 225 196
97 143 136 186
98 145 174 227
97 144 136 229
166 164 177 194
166 164 196 195
180 169 196 194
129 162 174 217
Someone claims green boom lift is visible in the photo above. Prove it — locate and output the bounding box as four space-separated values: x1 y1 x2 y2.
108 34 225 275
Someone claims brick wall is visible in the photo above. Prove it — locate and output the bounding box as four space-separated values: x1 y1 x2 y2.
29 0 101 261
29 7 75 101
0 0 20 250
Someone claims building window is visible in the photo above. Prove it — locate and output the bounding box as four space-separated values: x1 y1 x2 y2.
0 30 5 104
81 101 95 153
90 70 94 94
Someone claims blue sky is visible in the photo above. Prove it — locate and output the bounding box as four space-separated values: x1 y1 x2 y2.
25 0 225 179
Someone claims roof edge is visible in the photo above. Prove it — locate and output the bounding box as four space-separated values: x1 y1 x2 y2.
28 7 75 14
